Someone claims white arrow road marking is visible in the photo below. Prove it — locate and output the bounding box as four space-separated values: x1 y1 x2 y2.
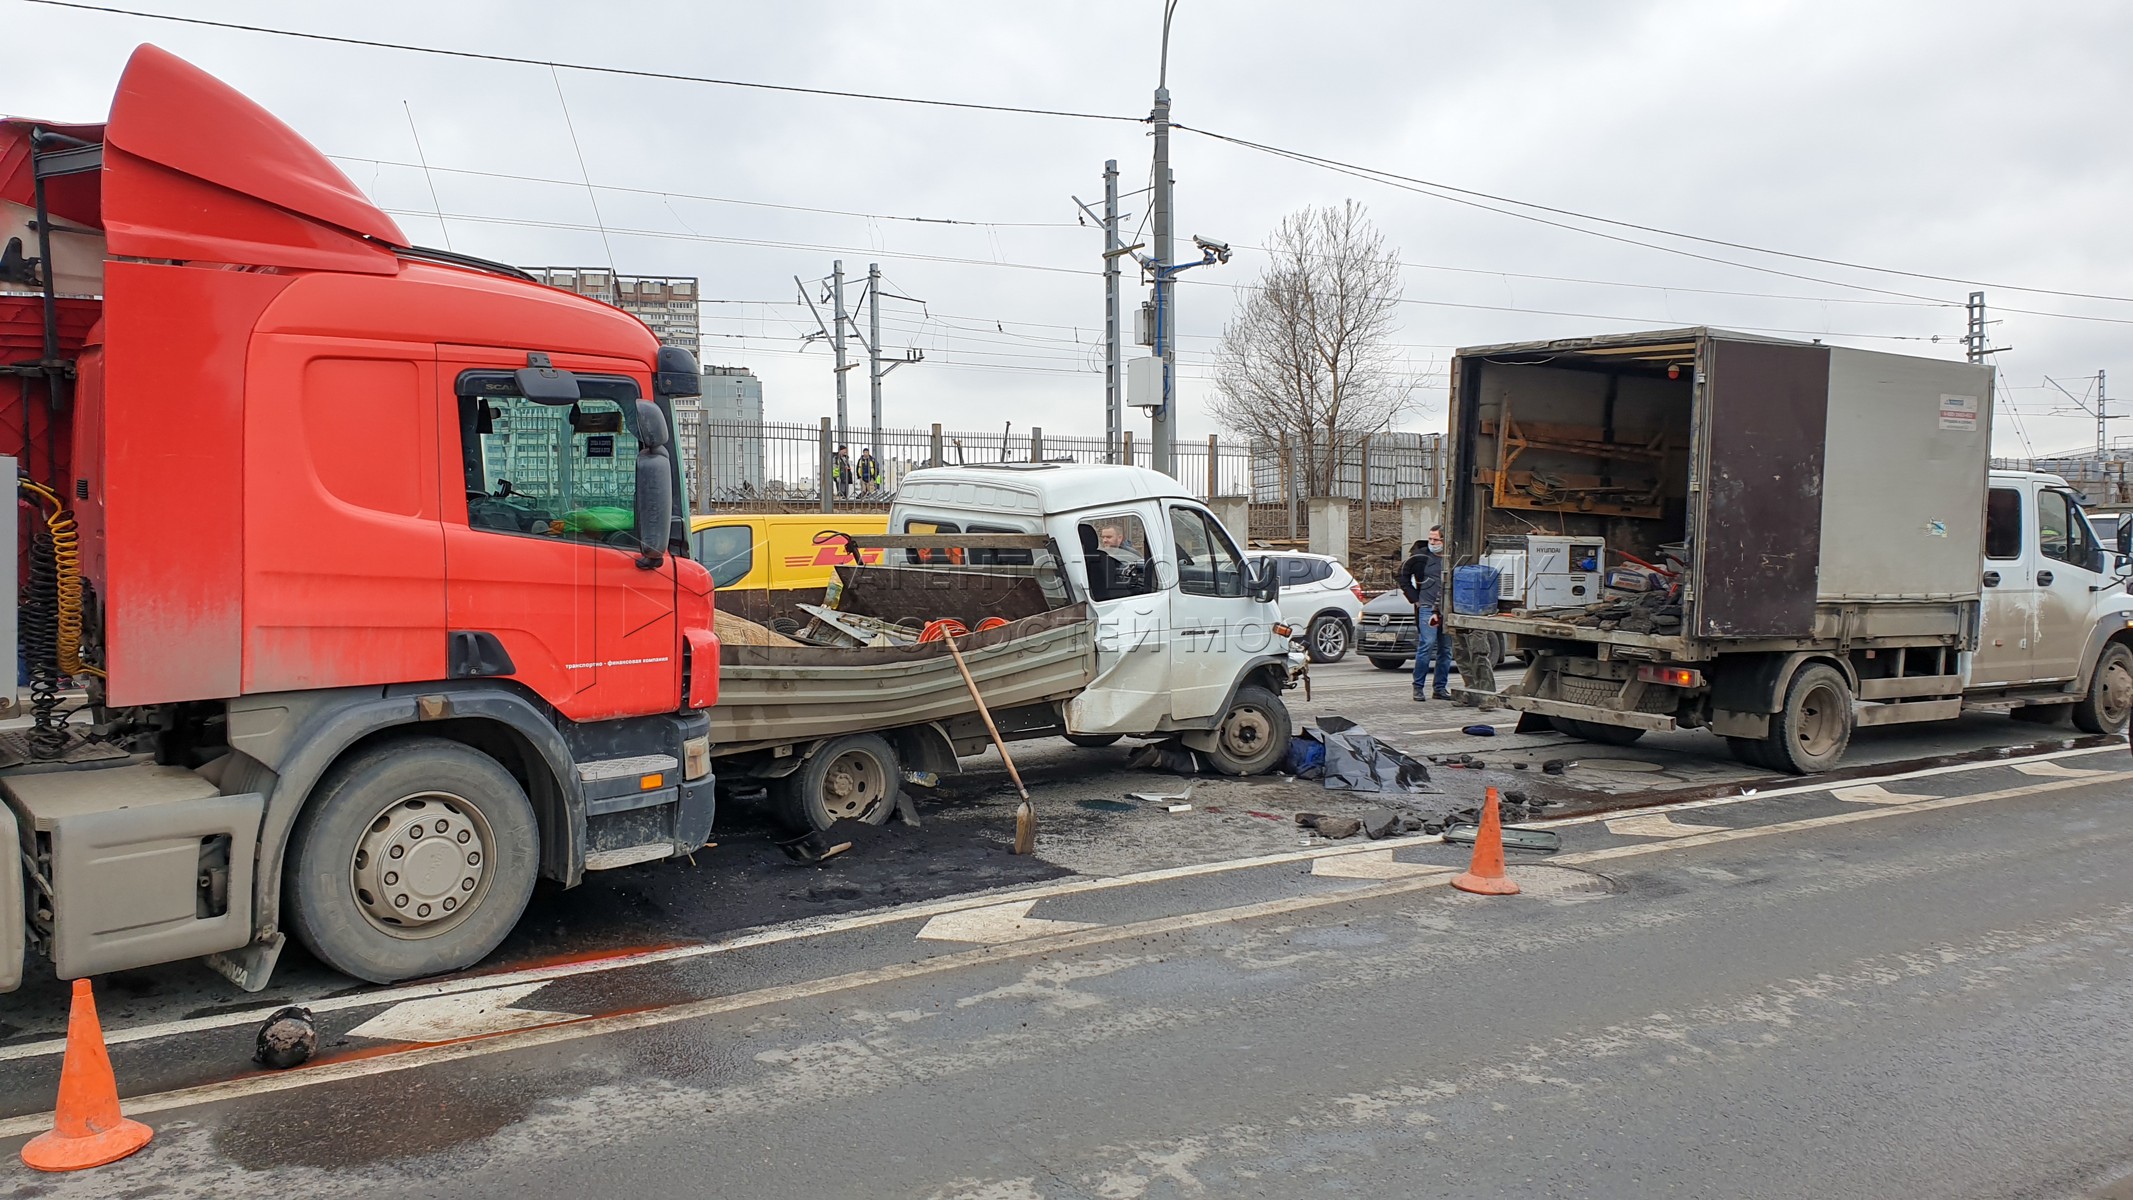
1311 850 1455 880
916 900 1099 945
1604 813 1731 839
1831 783 1936 805
346 983 576 1044
2012 760 2106 779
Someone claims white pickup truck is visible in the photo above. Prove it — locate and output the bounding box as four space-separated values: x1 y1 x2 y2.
1445 328 2133 773
712 463 1306 827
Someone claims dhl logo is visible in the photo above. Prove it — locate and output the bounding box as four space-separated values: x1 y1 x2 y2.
782 546 886 569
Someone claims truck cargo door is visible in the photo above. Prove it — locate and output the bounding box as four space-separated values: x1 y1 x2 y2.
1696 339 1831 637
1970 484 2035 686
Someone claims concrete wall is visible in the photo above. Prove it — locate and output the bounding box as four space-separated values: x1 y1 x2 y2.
1308 498 1351 559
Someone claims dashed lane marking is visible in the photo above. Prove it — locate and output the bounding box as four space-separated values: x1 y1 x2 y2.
2012 760 2107 779
1831 783 1936 805
346 984 575 1045
915 900 1099 945
0 765 2121 1140
1603 813 1732 839
1311 850 1455 880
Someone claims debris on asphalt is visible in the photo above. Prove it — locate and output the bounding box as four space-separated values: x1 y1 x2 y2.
1360 807 1402 840
1542 759 1571 775
254 1006 317 1070
778 827 856 865
1246 810 1286 822
1442 822 1562 854
902 769 940 789
1512 761 1530 770
1130 787 1194 813
1295 812 1364 839
1462 725 1497 737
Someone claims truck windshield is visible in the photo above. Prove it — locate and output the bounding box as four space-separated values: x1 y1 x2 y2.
458 374 646 546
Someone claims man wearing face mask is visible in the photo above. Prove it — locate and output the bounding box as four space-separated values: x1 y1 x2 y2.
1397 526 1454 701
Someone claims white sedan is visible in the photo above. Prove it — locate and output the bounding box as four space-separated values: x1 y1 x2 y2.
1250 551 1365 664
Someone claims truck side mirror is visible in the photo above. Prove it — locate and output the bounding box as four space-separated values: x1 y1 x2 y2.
632 399 673 569
1251 559 1280 604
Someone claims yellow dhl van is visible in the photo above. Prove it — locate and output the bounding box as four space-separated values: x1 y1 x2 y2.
689 512 891 625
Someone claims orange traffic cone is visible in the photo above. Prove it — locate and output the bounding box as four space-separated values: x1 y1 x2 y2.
20 978 152 1172
1451 787 1521 896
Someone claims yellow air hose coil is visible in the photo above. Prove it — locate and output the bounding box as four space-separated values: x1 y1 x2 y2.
18 479 105 680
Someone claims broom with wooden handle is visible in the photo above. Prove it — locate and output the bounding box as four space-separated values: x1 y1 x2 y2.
942 631 1036 854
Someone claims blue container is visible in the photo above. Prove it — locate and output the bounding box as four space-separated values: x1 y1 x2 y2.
1451 564 1502 615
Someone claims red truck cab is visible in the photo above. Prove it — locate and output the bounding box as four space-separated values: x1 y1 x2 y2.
0 46 718 992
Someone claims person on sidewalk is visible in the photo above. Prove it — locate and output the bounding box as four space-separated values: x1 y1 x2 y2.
1398 527 1453 701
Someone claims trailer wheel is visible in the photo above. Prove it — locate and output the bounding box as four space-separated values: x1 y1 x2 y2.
1203 685 1292 776
2072 643 2133 735
1065 733 1123 749
285 738 539 985
1553 718 1645 747
1306 615 1351 664
1368 657 1408 672
775 733 902 832
1760 663 1853 774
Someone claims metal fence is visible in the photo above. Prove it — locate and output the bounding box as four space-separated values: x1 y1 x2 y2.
679 416 1260 510
1991 456 2133 505
677 415 1441 514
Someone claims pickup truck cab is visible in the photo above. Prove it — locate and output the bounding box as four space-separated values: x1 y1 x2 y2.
890 463 1303 773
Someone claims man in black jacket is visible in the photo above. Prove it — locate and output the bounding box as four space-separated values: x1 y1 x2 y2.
1398 526 1453 700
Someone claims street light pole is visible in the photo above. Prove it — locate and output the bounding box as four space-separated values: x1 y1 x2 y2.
1149 1 1179 478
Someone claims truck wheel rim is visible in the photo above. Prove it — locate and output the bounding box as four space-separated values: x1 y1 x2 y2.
2103 656 2133 725
1313 621 1345 657
821 750 886 821
351 792 494 939
1795 682 1845 758
1221 704 1274 761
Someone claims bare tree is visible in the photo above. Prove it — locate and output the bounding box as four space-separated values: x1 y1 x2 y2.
1210 200 1412 497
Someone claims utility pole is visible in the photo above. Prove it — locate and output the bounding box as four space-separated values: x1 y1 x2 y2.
832 261 849 451
849 264 926 468
2099 369 2109 459
1074 162 1137 463
1965 291 1991 365
868 262 883 460
1103 162 1123 463
1149 13 1178 479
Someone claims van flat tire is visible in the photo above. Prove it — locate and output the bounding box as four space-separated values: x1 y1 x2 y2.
775 733 902 832
1204 685 1292 776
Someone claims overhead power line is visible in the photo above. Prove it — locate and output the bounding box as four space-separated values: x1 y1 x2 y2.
23 0 1142 123
1180 124 2133 307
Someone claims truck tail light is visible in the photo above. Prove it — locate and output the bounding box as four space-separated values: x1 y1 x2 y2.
1637 665 1704 689
683 734 712 781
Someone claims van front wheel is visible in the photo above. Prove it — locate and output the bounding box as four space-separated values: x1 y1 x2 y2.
1204 685 1292 776
2072 642 2133 735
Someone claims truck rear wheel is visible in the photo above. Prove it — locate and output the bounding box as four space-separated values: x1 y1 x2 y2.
2072 642 2133 735
1760 663 1853 774
285 738 539 985
775 733 902 832
1553 718 1645 747
1204 685 1292 776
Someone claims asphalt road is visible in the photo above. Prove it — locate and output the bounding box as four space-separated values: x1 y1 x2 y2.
5 728 2131 1197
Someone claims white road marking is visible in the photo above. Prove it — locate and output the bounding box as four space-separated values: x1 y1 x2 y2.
2011 760 2106 779
1604 813 1731 839
345 984 574 1045
0 765 2120 1139
0 742 2120 1065
1311 850 1455 880
1831 783 1936 805
915 900 1099 945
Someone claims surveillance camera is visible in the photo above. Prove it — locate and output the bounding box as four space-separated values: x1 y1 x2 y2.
1193 235 1230 257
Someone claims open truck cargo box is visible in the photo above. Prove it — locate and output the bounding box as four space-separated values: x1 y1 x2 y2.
1448 328 1993 646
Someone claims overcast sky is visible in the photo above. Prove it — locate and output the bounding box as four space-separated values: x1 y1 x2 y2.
7 0 2130 458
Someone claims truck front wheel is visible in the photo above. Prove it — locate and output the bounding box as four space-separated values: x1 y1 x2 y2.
285 738 540 985
1760 663 1854 774
2072 642 2133 735
775 733 902 832
1204 685 1292 775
